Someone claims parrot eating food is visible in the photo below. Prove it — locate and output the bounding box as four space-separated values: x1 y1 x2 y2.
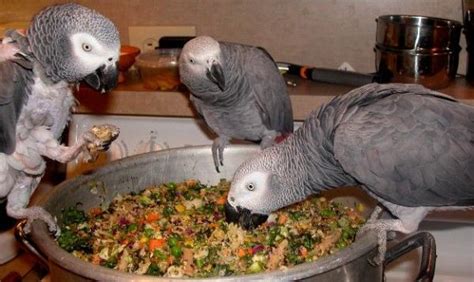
0 3 121 234
179 36 293 172
225 83 474 264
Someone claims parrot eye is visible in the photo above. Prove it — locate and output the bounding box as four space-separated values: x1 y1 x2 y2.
246 183 255 191
82 43 92 52
189 58 195 64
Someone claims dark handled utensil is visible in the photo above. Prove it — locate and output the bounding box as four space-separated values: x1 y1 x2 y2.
278 62 391 87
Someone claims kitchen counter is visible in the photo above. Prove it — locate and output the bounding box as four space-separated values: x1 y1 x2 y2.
74 72 474 120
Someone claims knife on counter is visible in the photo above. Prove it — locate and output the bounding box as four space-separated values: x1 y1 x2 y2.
277 62 391 87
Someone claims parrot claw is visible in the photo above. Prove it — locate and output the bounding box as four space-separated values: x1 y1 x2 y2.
212 137 228 172
0 43 20 62
260 130 278 149
14 206 60 237
212 142 221 173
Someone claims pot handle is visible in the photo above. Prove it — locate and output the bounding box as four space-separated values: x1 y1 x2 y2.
277 62 388 86
384 231 437 282
14 220 50 269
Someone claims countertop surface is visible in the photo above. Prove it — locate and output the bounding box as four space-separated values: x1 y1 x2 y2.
74 72 474 121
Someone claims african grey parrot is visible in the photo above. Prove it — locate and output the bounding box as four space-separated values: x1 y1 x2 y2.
0 3 121 234
225 83 474 264
179 36 293 171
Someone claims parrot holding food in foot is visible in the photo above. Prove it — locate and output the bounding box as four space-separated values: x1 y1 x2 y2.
179 36 293 172
0 3 121 235
225 83 474 265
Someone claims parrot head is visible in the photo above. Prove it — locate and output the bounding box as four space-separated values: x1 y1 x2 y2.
225 147 306 229
27 3 120 92
179 36 226 92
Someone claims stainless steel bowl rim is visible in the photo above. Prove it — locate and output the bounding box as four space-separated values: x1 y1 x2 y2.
376 15 462 29
29 145 379 281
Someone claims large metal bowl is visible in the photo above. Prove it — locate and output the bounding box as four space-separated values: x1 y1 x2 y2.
20 145 436 281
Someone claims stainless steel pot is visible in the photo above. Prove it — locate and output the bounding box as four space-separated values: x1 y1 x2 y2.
375 15 462 89
376 15 462 51
375 45 459 89
17 145 436 281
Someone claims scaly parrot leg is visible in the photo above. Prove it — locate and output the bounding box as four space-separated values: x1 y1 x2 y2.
358 216 424 265
33 124 119 163
368 205 384 223
6 175 59 236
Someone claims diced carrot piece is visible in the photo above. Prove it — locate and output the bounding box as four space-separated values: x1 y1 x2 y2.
146 212 160 223
216 196 227 205
237 248 247 257
149 238 166 251
278 214 288 225
247 248 253 255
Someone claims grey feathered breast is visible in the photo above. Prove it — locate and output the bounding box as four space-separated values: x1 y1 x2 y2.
333 84 474 207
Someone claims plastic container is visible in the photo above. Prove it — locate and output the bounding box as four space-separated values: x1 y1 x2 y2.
135 48 181 91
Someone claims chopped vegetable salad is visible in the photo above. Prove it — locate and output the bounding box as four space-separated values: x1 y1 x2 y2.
57 179 364 277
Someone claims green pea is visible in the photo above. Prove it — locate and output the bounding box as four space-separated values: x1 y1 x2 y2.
195 258 205 268
170 245 182 258
127 223 137 233
168 236 180 247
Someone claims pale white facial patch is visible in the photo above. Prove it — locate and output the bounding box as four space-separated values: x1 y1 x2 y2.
228 170 272 214
70 32 119 73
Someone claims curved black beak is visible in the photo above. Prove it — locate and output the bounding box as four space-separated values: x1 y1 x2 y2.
224 201 268 230
206 61 225 91
84 63 119 93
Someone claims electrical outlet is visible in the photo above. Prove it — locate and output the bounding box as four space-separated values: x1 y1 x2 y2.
128 26 196 51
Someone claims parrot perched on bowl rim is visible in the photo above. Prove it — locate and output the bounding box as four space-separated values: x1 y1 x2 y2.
225 83 474 265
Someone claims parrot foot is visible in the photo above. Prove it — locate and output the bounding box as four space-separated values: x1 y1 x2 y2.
367 205 384 223
356 222 388 266
0 42 19 62
260 130 278 149
10 206 60 237
82 124 120 162
212 137 229 172
356 219 412 266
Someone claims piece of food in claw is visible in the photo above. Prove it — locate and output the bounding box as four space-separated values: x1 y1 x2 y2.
56 179 364 277
85 124 120 161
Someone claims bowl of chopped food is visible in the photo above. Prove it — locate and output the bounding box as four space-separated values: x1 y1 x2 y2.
135 48 181 91
19 145 436 281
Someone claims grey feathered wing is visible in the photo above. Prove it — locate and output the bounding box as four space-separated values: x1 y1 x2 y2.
334 86 474 207
247 46 293 134
0 61 30 154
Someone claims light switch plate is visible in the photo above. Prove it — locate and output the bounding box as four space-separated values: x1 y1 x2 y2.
128 26 196 51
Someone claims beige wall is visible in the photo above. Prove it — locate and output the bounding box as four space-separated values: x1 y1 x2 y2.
0 0 466 74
